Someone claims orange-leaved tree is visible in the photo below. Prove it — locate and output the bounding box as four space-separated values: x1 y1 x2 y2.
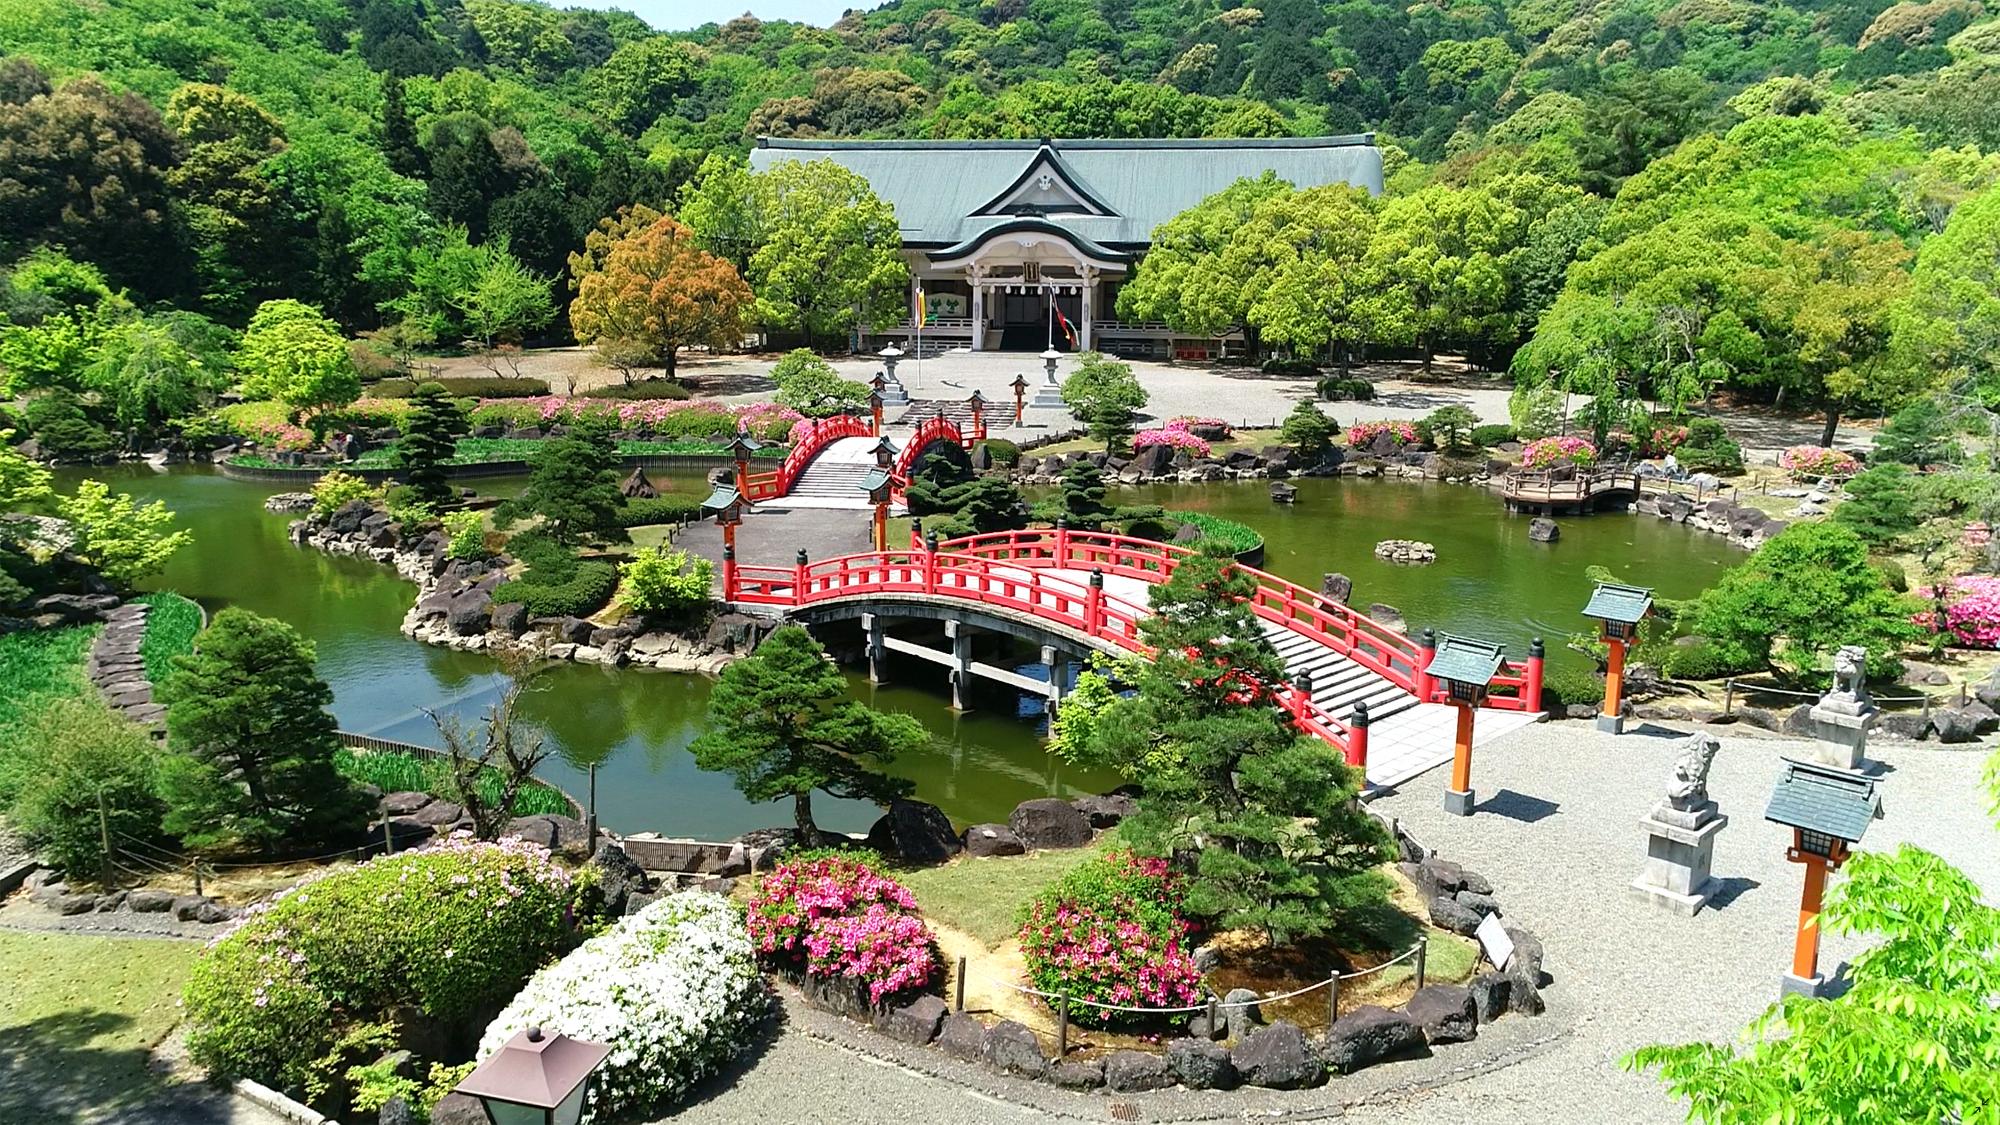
568 208 753 382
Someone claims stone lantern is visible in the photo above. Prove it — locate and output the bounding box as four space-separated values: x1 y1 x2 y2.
1030 350 1066 410
454 1026 610 1125
1425 633 1505 816
1581 581 1652 734
1764 759 1881 998
876 346 909 406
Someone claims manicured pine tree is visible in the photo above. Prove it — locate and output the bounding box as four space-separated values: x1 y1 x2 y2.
690 626 927 844
1048 459 1115 530
1279 399 1338 465
1084 549 1389 944
903 448 973 516
1831 463 1918 545
393 381 467 508
1871 397 1962 470
497 415 627 545
158 608 370 851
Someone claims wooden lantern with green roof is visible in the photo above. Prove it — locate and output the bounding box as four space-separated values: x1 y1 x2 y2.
1764 759 1881 999
1582 581 1653 735
1427 633 1506 817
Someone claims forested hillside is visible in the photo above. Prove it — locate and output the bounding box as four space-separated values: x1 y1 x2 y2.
2 0 1999 433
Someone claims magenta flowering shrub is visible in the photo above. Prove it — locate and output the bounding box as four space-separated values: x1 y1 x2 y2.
182 833 578 1097
1017 850 1202 1028
1521 435 1598 469
1168 416 1232 436
1644 424 1690 456
464 397 802 443
1913 576 2000 648
748 853 940 1005
1346 420 1419 448
1133 427 1213 457
1779 445 1858 478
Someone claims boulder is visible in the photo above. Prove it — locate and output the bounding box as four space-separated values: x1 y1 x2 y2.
1007 797 1093 849
1527 518 1560 543
1166 1037 1239 1090
1468 972 1513 1024
1368 603 1407 634
380 791 435 816
873 994 948 1045
1270 481 1298 502
962 823 1025 858
1418 857 1468 895
489 602 528 637
55 893 99 915
329 499 373 535
1231 1021 1323 1089
1405 985 1478 1044
1427 895 1483 935
1976 668 2000 712
1047 1057 1105 1090
799 972 875 1019
585 844 650 917
982 1020 1046 1077
1932 706 1985 744
1876 710 1931 741
1319 1005 1424 1074
555 617 594 645
171 895 212 921
1455 889 1501 917
1133 443 1175 476
1222 988 1264 1041
126 888 175 913
864 799 962 865
193 900 232 924
428 1094 487 1125
1103 1049 1175 1092
1070 792 1136 828
1320 573 1353 604
938 1012 987 1061
504 814 589 855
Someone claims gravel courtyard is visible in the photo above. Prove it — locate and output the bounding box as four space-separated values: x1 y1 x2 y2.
663 722 1996 1125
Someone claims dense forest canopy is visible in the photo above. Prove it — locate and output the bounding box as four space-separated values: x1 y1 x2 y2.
2 0 2000 427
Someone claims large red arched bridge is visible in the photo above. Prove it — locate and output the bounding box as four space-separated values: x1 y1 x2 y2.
721 523 1546 789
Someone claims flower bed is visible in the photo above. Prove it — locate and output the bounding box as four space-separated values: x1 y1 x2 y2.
182 835 577 1099
1346 420 1418 449
1521 435 1598 469
1914 575 2000 648
1778 444 1858 478
1017 849 1202 1028
465 397 802 442
747 852 939 1006
1134 427 1213 458
480 892 766 1124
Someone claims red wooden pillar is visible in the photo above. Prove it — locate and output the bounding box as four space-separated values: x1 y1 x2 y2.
1347 701 1371 773
1054 518 1071 566
923 530 939 595
1601 636 1629 732
722 542 737 600
1445 701 1476 816
1792 851 1831 983
909 518 923 551
1525 636 1546 713
873 501 888 553
1415 627 1438 700
793 548 809 600
1085 569 1104 633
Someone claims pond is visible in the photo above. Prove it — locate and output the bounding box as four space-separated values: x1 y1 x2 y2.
59 466 1739 838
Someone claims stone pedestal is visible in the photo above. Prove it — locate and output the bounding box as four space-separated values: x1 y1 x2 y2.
1444 788 1475 817
1029 372 1065 411
1596 712 1625 735
1630 799 1728 916
876 369 910 408
1807 696 1876 770
1779 971 1834 1000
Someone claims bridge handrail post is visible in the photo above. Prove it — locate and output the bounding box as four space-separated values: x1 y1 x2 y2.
910 518 923 551
794 548 809 600
1289 668 1313 726
1348 701 1371 771
1525 636 1546 714
923 530 939 595
1415 627 1438 701
1085 568 1104 633
1054 518 1070 566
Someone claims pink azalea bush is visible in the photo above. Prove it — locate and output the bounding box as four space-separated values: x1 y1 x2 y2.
1521 435 1599 469
1168 416 1232 436
1133 427 1213 457
747 853 940 1005
465 397 803 443
1643 424 1690 456
1912 575 2000 648
1017 850 1202 1028
1346 420 1419 448
1779 445 1859 478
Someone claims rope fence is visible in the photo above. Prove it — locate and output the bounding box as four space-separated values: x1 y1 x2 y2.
959 938 1433 1058
1714 676 1967 720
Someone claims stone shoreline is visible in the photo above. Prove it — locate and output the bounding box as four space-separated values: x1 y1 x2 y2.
281 496 763 675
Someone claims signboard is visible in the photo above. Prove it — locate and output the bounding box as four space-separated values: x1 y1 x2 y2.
1475 911 1514 971
926 293 967 319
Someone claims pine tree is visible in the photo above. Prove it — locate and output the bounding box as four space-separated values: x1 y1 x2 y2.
1872 398 1962 470
1083 550 1390 944
496 416 626 545
690 626 927 843
393 381 466 507
903 448 973 516
1832 463 1918 545
158 608 370 851
380 73 425 179
1044 460 1115 530
1280 399 1338 464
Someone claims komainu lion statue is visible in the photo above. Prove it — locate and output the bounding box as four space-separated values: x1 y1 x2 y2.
1666 733 1722 809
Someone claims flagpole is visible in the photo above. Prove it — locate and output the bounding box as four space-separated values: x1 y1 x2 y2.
1046 283 1053 351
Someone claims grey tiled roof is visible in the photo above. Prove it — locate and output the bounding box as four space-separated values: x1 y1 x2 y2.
747 136 1384 248
1583 582 1653 624
1427 634 1506 686
1764 760 1881 842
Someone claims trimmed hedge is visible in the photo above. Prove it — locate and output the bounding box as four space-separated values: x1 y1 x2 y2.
370 376 550 399
581 380 693 401
1317 375 1376 401
1262 357 1321 377
1470 424 1517 447
619 496 705 527
1171 511 1264 556
1538 666 1603 711
978 438 1021 466
491 560 618 619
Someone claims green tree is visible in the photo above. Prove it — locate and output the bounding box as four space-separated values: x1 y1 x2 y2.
158 608 370 851
1280 399 1338 464
1039 459 1116 530
1081 551 1389 943
770 348 868 417
450 234 554 353
82 313 234 431
690 625 926 843
1364 185 1518 374
392 382 467 508
58 479 193 588
1832 464 1920 545
586 37 701 133
617 545 713 618
904 449 974 517
1872 397 1964 469
1892 184 2000 398
1424 404 1480 452
20 388 113 459
1628 751 2000 1123
1689 523 1920 680
236 300 360 438
1115 173 1295 346
163 83 290 317
496 419 625 546
3 698 164 880
1060 352 1149 452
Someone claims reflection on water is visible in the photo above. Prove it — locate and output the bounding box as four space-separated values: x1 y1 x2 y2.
60 465 1735 836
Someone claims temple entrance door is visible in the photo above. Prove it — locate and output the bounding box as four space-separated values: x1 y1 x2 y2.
995 290 1082 351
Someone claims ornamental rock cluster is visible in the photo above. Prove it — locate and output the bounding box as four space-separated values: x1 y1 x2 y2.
1374 539 1438 564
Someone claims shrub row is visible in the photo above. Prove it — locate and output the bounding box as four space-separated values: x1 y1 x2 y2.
369 377 551 399
491 560 618 619
1317 375 1375 401
618 496 706 528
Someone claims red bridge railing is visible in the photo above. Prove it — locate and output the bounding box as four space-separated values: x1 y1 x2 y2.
743 414 873 501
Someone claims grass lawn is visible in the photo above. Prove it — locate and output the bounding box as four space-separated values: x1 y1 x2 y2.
0 930 198 1121
895 836 1116 948
135 591 202 683
0 622 96 734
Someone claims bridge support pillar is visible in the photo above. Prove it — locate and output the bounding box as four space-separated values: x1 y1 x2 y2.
947 619 973 711
1042 645 1064 717
862 613 887 685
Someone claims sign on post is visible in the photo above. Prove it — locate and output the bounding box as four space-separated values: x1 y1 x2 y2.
1475 911 1514 971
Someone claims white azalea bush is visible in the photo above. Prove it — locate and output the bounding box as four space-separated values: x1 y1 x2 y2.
479 890 766 1123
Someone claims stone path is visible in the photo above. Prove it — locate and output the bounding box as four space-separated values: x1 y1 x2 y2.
88 602 165 728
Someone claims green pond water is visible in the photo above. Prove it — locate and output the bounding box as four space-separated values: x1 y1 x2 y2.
58 467 1739 838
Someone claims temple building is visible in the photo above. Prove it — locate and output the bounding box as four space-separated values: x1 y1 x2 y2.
746 135 1384 359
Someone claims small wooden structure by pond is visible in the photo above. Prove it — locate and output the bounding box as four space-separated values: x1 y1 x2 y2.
1502 467 1642 515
